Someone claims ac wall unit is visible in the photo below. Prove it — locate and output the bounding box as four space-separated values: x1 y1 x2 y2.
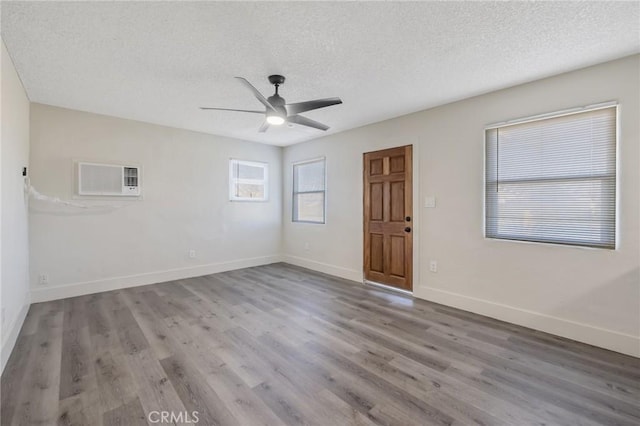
77 162 141 196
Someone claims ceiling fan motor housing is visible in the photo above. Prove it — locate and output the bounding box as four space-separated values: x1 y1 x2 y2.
267 94 285 107
267 94 287 117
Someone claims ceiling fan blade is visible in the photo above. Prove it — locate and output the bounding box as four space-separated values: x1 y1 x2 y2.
235 77 276 112
288 114 330 131
285 97 342 115
200 107 264 114
258 121 270 133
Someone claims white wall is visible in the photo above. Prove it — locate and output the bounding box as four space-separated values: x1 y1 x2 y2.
29 104 282 302
1 41 31 372
282 55 640 357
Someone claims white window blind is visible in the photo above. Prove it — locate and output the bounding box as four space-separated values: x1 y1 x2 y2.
229 159 268 201
293 158 326 223
485 105 617 249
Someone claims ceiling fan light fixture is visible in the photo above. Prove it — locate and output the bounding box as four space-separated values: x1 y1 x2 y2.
266 114 285 125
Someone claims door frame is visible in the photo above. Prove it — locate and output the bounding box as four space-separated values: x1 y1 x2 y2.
362 143 420 294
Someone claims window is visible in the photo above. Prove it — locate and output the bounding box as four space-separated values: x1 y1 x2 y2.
229 159 268 201
485 105 617 249
293 158 326 223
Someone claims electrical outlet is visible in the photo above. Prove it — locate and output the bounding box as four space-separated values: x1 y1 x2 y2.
429 260 438 273
304 242 310 251
188 249 196 259
38 273 49 285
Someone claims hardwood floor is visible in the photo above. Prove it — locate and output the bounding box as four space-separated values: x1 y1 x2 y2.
2 263 639 426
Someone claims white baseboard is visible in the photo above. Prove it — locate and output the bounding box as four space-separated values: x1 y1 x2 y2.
31 255 282 303
1 294 30 374
418 285 640 358
282 255 362 282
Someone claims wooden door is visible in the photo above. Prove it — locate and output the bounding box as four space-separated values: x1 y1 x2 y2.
363 145 413 291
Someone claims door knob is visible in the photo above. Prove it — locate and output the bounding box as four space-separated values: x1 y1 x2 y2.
404 227 411 233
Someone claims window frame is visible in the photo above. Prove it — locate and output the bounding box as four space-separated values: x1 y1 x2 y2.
292 157 327 224
228 159 269 202
483 102 618 250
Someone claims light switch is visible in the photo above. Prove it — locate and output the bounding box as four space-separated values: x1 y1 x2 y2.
424 196 436 208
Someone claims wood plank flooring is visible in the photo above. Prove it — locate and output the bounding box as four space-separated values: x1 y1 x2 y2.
2 263 639 425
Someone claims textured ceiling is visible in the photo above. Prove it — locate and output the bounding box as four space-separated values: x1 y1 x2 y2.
2 2 639 146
